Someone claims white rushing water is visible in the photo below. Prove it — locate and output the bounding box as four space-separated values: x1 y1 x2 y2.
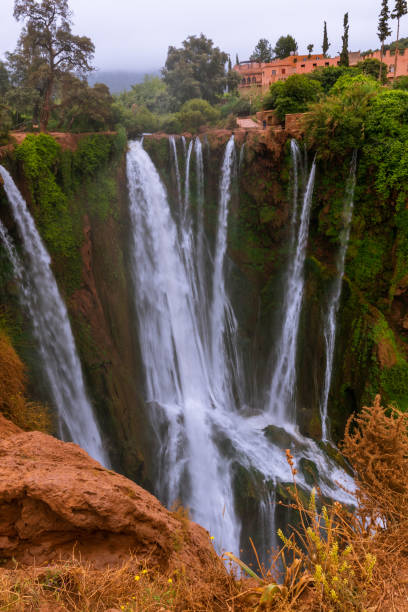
320 151 358 441
126 137 354 560
0 165 108 466
169 136 182 207
269 150 316 422
126 138 240 553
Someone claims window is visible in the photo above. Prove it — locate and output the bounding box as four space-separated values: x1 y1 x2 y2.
252 76 256 83
281 68 286 74
313 63 317 67
241 79 246 84
301 64 305 68
325 62 329 66
272 69 276 75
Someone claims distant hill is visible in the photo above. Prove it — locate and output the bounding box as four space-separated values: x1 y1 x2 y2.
87 70 160 93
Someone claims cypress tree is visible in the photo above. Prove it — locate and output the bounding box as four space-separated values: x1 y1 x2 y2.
339 13 349 66
378 0 392 81
228 56 232 71
322 21 330 57
236 53 239 65
392 0 408 79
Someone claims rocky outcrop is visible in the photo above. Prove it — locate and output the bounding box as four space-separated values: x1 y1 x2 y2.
0 418 225 583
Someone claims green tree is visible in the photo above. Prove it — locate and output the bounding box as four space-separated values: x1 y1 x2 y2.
56 75 114 131
235 53 239 65
250 38 273 63
0 62 10 97
162 34 229 105
339 13 350 67
357 57 388 83
322 21 330 57
307 44 314 58
263 73 322 121
118 76 175 114
304 76 379 158
378 0 392 81
392 0 408 80
308 65 355 93
273 35 298 59
177 98 220 132
9 0 94 131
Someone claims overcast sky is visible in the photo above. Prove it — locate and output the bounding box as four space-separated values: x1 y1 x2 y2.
0 0 401 72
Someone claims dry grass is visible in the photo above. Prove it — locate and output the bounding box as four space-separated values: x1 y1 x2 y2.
227 396 408 611
2 395 408 611
0 554 242 611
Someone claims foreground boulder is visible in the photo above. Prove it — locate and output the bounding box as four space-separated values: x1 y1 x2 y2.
0 418 224 584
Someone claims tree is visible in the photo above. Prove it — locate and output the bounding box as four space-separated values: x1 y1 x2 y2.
162 34 229 105
307 44 314 58
357 57 388 83
235 53 239 65
56 75 114 131
339 13 350 67
273 35 298 59
263 74 322 121
250 38 273 63
322 21 330 57
392 0 408 80
9 0 94 131
378 0 392 81
308 65 355 93
0 62 10 97
177 98 220 132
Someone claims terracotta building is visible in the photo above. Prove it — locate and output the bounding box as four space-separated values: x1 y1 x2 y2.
234 49 407 90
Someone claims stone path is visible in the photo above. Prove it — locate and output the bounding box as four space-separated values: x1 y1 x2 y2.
236 117 260 129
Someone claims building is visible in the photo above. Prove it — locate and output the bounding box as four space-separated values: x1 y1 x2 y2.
235 52 362 90
363 48 408 79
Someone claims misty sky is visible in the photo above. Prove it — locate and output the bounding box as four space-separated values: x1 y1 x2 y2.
0 0 401 72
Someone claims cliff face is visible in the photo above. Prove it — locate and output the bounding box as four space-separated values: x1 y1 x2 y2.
0 128 406 479
144 130 408 442
0 133 155 485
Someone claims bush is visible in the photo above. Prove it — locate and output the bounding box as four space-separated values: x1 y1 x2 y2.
308 65 356 93
177 98 220 132
159 113 182 134
263 74 322 122
304 76 380 158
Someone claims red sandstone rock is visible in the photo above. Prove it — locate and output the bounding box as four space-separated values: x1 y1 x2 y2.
0 424 225 586
0 413 22 438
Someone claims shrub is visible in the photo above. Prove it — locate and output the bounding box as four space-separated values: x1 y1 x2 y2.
263 74 322 122
177 98 220 132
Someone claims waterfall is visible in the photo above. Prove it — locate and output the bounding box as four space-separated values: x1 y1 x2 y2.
239 143 246 170
169 136 182 207
126 137 354 563
320 151 358 441
126 139 240 554
269 150 316 422
210 136 238 405
0 165 108 466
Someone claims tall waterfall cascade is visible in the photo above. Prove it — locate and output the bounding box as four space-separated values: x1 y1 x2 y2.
269 145 316 422
0 165 108 467
320 151 358 441
126 137 354 559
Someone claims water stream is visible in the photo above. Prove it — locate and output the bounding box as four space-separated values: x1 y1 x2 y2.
269 149 316 422
320 151 358 441
0 165 108 466
126 138 353 560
